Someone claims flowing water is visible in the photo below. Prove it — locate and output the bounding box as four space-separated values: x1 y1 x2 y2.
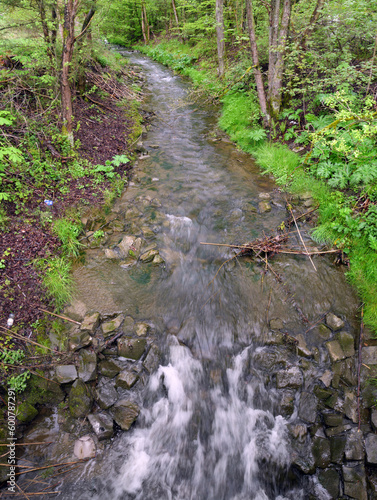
45 52 358 499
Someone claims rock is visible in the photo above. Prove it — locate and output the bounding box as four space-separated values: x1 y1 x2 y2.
73 435 96 459
344 390 358 423
325 340 347 362
323 413 343 427
292 445 316 474
365 433 377 464
362 346 377 365
16 402 38 423
280 391 295 417
295 334 312 358
135 322 149 337
345 428 364 460
78 349 97 382
68 329 92 351
312 434 331 468
318 468 340 499
122 316 135 334
258 201 272 213
332 357 357 387
336 331 355 357
98 359 122 378
165 317 181 335
371 409 377 431
319 370 333 388
276 367 303 389
318 324 332 340
68 379 92 417
24 374 65 406
152 254 165 265
118 337 147 360
105 248 120 259
118 236 142 259
361 383 377 408
262 331 284 346
298 392 318 424
102 315 124 338
111 400 139 430
143 344 161 374
81 312 100 334
330 435 346 463
326 313 345 331
289 424 308 443
259 192 271 200
55 365 77 384
94 382 118 410
140 248 159 263
116 370 139 389
269 318 284 331
88 413 114 441
141 226 156 239
325 424 352 437
343 463 367 500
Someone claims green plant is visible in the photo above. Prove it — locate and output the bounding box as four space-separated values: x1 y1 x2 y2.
93 229 105 240
53 218 83 257
38 257 74 308
9 371 31 394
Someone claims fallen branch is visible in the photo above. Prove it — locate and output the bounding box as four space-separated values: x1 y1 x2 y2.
15 459 89 476
0 326 57 352
287 204 317 271
38 308 81 325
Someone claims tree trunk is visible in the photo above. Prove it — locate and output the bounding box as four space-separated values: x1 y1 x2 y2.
267 0 291 119
245 0 269 126
215 0 226 78
171 0 182 41
141 0 149 43
76 6 96 95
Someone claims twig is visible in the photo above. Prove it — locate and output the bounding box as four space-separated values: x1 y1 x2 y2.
38 308 81 325
15 482 31 500
0 326 57 352
15 459 89 476
0 442 52 447
357 305 364 431
287 205 317 271
27 368 60 385
83 94 114 113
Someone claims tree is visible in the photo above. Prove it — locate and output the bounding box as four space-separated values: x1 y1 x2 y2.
215 0 226 78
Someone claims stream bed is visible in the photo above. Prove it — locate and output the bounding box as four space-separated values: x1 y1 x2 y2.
16 51 377 500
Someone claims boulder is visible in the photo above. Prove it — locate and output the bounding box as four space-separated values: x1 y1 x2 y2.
94 383 118 410
289 424 308 443
323 413 343 427
88 413 114 440
318 468 340 499
326 313 345 331
330 435 346 463
325 340 346 362
55 365 77 384
344 390 358 423
318 324 332 340
362 346 377 366
365 433 377 464
118 236 142 259
98 359 122 378
295 334 312 358
78 349 97 382
135 322 149 337
143 344 161 374
73 435 96 459
312 434 331 468
343 463 367 500
116 370 139 389
152 254 165 265
335 331 355 357
102 315 124 338
140 249 159 263
68 379 92 418
280 391 295 417
16 402 38 423
298 392 318 424
345 428 365 460
111 400 140 431
105 248 120 259
118 337 147 360
319 370 333 388
80 312 100 334
258 201 272 213
276 367 303 389
371 408 377 431
68 329 92 351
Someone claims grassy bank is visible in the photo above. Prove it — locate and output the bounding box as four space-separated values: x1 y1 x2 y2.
135 39 377 335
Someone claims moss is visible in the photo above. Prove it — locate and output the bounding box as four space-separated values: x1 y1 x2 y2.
17 401 38 423
24 373 65 407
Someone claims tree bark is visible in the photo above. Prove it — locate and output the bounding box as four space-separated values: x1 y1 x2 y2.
215 0 226 78
171 0 182 41
141 0 149 43
245 0 269 126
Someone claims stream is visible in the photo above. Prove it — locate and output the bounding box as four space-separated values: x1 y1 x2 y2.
24 51 361 499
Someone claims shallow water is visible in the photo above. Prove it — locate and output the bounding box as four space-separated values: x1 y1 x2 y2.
40 52 359 499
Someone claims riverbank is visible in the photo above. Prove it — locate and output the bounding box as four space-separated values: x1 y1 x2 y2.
133 39 377 341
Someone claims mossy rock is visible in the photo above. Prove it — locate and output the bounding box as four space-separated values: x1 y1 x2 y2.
68 379 92 418
24 374 65 406
17 401 38 423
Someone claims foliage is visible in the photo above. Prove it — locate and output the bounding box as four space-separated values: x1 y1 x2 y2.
53 219 83 257
0 347 30 394
38 257 74 309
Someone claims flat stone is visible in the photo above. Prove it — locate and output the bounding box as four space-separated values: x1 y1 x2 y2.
143 344 161 374
118 337 147 360
16 402 38 423
259 192 271 200
102 315 124 337
325 340 346 362
68 379 92 418
276 367 303 389
365 433 377 464
116 370 139 389
55 365 77 384
73 435 96 459
295 334 312 358
135 322 149 337
118 236 142 259
94 383 118 410
122 316 135 334
269 318 284 330
314 386 334 400
68 329 92 351
332 357 357 387
88 413 114 441
298 392 318 424
344 390 358 423
361 384 377 408
152 254 165 265
292 447 316 474
105 248 120 259
318 324 332 340
140 249 159 263
335 331 355 357
326 313 345 331
371 408 377 431
263 331 284 345
319 370 333 388
258 201 272 213
330 435 346 463
280 391 295 417
325 424 352 437
312 435 331 468
289 424 308 443
323 413 343 427
81 312 100 334
78 349 97 382
362 346 377 366
111 400 139 431
343 464 367 500
98 359 122 378
345 428 365 460
318 468 340 499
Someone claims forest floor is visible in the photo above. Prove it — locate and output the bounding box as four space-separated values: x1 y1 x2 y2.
0 82 141 332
